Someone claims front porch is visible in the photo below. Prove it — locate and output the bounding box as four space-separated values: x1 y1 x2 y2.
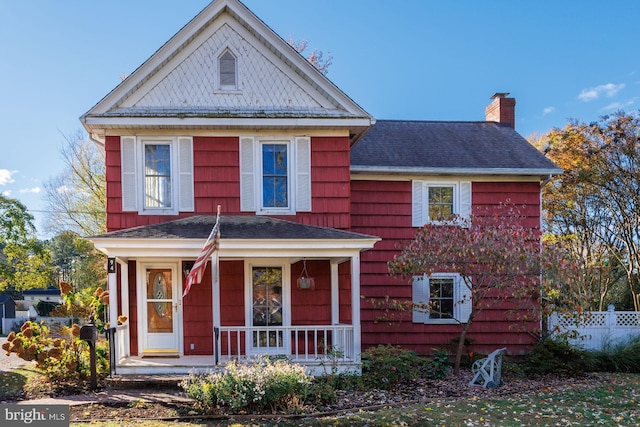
93 215 379 376
110 324 359 376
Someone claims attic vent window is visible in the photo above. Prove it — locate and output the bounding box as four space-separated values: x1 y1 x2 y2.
219 50 237 90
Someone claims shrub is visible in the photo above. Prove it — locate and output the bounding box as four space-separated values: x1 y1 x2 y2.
180 357 312 414
421 348 450 380
591 335 640 373
361 345 425 389
521 337 594 376
1 320 109 382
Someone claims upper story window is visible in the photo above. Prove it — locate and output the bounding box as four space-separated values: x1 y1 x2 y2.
240 136 311 215
218 49 237 90
121 136 194 215
144 144 172 209
262 143 288 208
412 180 471 227
412 273 471 324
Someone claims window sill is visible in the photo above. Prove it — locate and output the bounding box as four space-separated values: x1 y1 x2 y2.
214 89 243 95
138 209 180 216
417 319 460 325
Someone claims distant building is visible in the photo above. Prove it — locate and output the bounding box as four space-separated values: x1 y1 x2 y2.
22 286 63 303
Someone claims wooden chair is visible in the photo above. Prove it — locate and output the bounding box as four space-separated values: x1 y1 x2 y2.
469 347 506 388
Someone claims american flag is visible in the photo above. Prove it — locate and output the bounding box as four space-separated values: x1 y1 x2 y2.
183 208 221 297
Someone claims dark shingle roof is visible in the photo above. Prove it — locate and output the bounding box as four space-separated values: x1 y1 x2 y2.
22 287 61 296
93 215 375 240
351 120 560 174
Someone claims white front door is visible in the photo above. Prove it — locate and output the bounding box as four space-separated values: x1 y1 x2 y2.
139 264 181 356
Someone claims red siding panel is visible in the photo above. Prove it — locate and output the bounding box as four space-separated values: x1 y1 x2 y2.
182 260 214 355
104 135 352 231
127 261 138 356
352 179 542 356
291 260 332 325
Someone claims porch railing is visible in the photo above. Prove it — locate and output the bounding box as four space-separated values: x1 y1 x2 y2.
217 325 355 363
110 324 129 366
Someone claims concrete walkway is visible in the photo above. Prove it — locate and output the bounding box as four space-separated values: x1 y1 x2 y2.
18 389 194 406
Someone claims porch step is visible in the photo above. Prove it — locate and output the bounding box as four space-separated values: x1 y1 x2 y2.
105 374 187 390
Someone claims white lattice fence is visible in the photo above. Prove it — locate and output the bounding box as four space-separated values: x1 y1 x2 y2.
548 305 640 350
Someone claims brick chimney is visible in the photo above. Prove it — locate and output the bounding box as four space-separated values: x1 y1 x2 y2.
485 92 516 129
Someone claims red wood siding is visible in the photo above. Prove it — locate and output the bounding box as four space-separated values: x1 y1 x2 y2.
182 261 214 355
105 135 351 231
291 260 332 325
338 261 352 323
127 261 138 356
220 261 245 326
351 180 541 356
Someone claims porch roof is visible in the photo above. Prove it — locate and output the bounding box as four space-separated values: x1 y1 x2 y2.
96 215 376 240
90 215 380 259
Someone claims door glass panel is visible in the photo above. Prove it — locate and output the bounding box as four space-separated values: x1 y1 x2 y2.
147 269 173 333
252 267 283 348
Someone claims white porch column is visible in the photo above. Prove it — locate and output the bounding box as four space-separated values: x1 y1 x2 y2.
330 261 339 325
116 258 130 357
107 258 118 326
350 254 361 361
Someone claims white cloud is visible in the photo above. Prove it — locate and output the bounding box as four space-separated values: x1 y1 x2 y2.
19 187 41 194
578 83 625 102
543 106 555 115
2 190 11 196
0 169 16 185
601 97 638 112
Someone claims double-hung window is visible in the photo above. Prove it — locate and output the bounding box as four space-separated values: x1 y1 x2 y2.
261 143 289 208
121 136 194 215
412 273 472 324
412 180 471 226
144 144 172 209
239 136 311 215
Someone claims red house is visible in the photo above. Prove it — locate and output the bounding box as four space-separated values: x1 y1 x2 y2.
82 0 560 374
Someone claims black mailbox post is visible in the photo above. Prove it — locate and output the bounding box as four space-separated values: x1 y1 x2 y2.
80 322 98 390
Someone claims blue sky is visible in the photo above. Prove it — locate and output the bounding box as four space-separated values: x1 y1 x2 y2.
2 1 639 237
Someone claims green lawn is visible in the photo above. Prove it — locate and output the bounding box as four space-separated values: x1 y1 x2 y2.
68 373 640 427
0 366 41 401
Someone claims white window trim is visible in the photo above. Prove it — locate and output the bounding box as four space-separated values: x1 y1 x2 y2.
258 138 294 215
216 47 242 93
121 136 194 215
239 136 311 215
412 273 472 324
412 180 471 227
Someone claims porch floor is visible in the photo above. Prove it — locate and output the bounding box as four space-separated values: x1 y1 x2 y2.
115 355 218 375
113 354 361 376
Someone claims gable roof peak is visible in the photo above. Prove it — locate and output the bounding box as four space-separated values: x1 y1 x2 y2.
81 0 373 145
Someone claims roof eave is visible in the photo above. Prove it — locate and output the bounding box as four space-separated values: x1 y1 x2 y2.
350 165 563 179
90 237 380 258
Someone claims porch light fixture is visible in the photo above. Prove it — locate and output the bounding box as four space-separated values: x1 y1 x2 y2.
183 261 195 279
296 259 315 290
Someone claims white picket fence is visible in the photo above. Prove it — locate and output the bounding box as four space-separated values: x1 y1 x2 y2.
548 305 640 350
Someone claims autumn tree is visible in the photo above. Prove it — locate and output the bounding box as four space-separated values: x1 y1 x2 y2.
536 112 640 310
42 131 106 236
47 230 106 292
387 204 578 374
287 38 333 75
0 195 52 291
